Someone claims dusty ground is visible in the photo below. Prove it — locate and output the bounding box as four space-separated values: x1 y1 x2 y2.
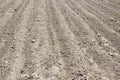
0 0 120 80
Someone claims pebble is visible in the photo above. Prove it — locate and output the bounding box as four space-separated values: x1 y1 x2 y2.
31 39 35 43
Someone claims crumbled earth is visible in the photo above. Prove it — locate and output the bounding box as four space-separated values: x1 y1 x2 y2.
0 0 120 80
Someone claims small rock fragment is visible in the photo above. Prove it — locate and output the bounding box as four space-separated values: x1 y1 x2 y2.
27 76 33 79
31 39 35 43
83 40 87 44
6 31 10 35
14 9 17 12
20 70 24 73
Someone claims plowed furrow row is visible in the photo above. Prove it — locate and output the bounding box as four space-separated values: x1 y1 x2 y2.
78 0 120 34
0 0 29 80
0 0 120 80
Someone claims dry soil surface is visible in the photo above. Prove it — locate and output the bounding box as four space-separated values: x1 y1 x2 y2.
0 0 120 80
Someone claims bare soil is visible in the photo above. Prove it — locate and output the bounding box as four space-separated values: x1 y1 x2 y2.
0 0 120 80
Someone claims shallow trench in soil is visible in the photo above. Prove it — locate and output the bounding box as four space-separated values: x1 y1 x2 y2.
0 0 120 80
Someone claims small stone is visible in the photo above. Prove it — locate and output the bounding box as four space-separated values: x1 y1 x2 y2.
83 40 87 44
11 46 15 49
14 9 17 12
27 76 33 79
99 42 102 45
78 71 84 77
78 73 84 77
110 54 114 57
31 39 35 43
20 70 24 73
5 60 8 64
97 33 101 37
60 51 65 54
6 32 10 35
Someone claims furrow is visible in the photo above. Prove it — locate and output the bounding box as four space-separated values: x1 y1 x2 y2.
56 0 120 79
78 0 120 34
4 0 34 80
66 0 120 54
0 0 29 80
83 0 120 20
92 0 120 11
0 0 29 59
50 0 96 79
17 0 40 79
